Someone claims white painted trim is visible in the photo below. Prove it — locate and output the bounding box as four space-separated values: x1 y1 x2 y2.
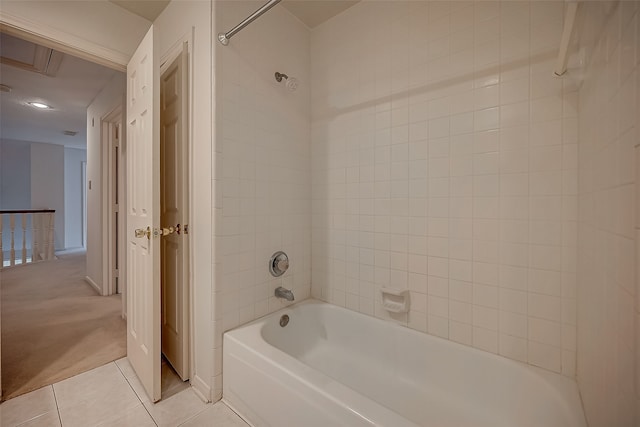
183 29 198 386
160 31 190 72
81 161 87 249
118 119 128 319
191 374 212 403
102 107 123 298
101 120 110 297
0 15 127 71
84 275 101 294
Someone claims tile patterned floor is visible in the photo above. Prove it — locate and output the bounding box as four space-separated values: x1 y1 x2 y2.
1 359 249 427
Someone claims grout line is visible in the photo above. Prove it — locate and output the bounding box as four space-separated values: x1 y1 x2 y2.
141 403 159 427
223 402 252 426
114 360 158 426
114 360 146 405
50 385 64 427
175 405 208 427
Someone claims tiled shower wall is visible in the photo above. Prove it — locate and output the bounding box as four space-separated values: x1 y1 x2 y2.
212 1 311 398
310 1 579 375
576 1 640 426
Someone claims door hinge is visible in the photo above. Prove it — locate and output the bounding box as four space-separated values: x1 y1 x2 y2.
183 224 189 234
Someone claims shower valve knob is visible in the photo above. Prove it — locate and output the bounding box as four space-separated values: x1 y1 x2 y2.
276 258 289 271
270 251 289 277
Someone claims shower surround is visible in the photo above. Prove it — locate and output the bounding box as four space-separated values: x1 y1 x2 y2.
311 0 577 375
213 0 312 398
213 0 640 425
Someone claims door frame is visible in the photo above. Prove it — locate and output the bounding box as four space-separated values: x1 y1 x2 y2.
102 106 124 298
81 160 87 249
0 16 198 396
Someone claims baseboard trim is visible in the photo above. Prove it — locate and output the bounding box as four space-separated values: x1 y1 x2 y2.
190 374 211 403
84 276 101 294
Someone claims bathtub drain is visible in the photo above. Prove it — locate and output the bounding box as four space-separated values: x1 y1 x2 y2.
280 314 289 327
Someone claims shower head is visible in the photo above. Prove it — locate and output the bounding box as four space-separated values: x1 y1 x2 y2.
275 71 298 91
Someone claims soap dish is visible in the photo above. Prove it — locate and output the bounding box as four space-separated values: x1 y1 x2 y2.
381 287 410 313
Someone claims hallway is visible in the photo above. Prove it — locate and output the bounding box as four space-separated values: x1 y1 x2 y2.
1 252 125 400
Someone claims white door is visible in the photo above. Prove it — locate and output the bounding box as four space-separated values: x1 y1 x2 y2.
160 45 189 380
126 26 161 403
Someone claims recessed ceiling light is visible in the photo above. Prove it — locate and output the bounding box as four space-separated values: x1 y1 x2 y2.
28 101 52 109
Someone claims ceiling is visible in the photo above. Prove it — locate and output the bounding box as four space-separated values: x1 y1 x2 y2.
281 1 359 28
108 0 170 22
0 32 119 149
109 0 359 29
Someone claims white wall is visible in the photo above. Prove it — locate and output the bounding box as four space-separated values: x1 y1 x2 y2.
1 140 86 253
0 139 31 256
577 2 640 426
0 139 31 210
154 0 213 401
64 147 87 249
311 0 578 376
86 73 125 289
213 0 311 399
31 142 65 250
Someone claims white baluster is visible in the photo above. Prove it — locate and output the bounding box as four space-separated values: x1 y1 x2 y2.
32 213 40 262
40 213 48 261
41 214 46 260
21 212 27 264
47 212 55 260
9 213 15 266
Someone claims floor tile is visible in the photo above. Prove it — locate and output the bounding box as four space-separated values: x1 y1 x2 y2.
1 386 57 427
17 410 61 427
114 358 151 403
144 388 208 427
4 359 217 427
54 362 141 427
179 402 249 427
95 404 155 427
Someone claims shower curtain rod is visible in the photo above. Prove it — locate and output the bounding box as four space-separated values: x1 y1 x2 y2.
217 0 282 46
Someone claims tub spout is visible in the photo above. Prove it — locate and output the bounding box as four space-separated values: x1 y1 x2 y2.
275 286 294 301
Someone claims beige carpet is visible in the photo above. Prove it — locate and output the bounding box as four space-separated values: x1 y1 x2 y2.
1 253 126 400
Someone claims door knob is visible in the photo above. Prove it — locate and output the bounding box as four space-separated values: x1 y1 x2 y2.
134 226 151 239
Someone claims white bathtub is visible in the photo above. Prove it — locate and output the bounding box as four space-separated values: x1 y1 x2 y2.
223 299 586 427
